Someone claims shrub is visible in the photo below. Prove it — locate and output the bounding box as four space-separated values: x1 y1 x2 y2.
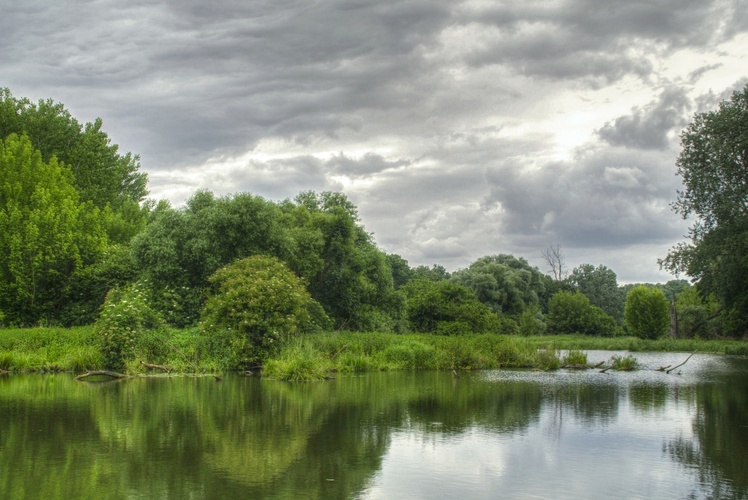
625 286 670 340
200 255 321 368
548 290 619 336
94 282 166 370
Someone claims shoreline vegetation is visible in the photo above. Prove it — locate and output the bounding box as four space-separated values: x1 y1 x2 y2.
1 326 747 381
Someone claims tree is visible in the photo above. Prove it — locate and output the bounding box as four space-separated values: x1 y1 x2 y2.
451 254 546 316
200 255 317 368
0 88 148 243
569 264 626 323
401 279 500 334
661 84 748 335
0 134 107 324
624 286 670 339
541 243 567 281
547 290 618 336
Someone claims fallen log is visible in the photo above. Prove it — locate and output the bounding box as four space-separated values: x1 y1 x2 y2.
140 361 172 373
562 363 590 370
75 370 128 381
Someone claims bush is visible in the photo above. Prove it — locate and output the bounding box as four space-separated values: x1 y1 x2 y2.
94 282 166 370
625 286 670 340
548 290 619 336
200 255 321 368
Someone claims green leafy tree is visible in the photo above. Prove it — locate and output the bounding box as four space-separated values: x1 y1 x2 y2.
0 134 108 325
547 290 619 336
624 286 670 339
569 264 625 323
451 254 546 316
660 84 748 335
402 279 500 334
281 191 400 331
0 88 148 243
200 255 318 368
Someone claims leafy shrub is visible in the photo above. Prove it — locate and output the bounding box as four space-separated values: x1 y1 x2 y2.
94 281 166 370
200 255 320 368
548 290 619 336
625 286 670 340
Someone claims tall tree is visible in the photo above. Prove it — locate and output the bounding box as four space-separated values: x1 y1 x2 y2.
541 243 568 281
660 84 748 335
0 88 148 242
451 254 546 316
0 134 107 324
569 264 625 323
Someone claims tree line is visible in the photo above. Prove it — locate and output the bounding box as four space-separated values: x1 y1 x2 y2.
1 85 746 360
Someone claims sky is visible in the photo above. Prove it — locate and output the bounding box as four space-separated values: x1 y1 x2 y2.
2 0 747 283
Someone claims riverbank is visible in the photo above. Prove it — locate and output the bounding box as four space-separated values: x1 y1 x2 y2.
1 327 747 377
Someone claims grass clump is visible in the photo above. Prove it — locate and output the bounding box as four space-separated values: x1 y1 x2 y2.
561 350 588 366
263 340 331 381
610 354 639 371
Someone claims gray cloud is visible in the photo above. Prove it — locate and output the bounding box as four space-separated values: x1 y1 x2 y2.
2 0 747 282
597 88 691 150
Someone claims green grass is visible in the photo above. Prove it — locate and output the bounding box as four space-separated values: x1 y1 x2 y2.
2 327 746 378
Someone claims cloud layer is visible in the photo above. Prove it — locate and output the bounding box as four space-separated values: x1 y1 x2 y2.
2 0 747 282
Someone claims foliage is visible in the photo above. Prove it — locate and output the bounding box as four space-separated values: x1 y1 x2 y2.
661 84 748 336
547 290 619 336
0 89 147 207
402 279 500 334
561 349 588 366
200 255 318 368
675 286 722 339
282 191 400 331
0 134 108 325
610 353 639 371
569 264 625 323
94 282 166 370
518 304 547 336
624 286 670 340
0 88 148 243
451 254 546 316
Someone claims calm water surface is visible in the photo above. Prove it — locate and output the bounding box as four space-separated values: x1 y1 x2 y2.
1 351 747 499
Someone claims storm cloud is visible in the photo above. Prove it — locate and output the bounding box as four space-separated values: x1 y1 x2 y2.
2 0 747 282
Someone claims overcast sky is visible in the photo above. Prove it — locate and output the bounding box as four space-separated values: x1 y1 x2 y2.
2 0 747 283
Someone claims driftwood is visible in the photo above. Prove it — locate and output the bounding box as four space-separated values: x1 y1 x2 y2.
666 353 694 374
75 370 128 381
212 374 223 381
562 363 590 370
593 361 605 368
140 361 172 373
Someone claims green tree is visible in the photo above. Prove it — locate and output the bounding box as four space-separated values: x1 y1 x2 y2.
0 88 148 243
0 134 108 325
451 254 546 316
569 264 625 323
547 290 619 336
402 279 500 334
660 84 748 335
624 286 670 339
200 255 317 368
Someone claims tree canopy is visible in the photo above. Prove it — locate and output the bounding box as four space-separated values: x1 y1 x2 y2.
661 84 748 334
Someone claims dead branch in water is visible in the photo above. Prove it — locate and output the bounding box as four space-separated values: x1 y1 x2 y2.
140 361 172 373
666 353 694 374
75 370 128 381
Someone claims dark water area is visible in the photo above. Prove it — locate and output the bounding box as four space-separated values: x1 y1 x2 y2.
1 351 747 499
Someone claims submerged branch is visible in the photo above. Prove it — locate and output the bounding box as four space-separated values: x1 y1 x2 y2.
75 370 129 381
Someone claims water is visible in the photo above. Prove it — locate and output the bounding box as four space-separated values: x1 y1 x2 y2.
1 351 747 499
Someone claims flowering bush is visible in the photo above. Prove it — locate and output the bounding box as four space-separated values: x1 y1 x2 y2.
94 281 165 370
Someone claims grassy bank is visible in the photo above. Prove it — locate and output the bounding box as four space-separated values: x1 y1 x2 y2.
1 327 747 377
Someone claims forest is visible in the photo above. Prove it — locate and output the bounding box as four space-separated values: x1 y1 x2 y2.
1 85 747 372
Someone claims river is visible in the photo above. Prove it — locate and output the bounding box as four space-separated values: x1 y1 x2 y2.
1 351 747 499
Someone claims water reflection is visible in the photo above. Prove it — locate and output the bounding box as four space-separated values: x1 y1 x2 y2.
0 353 746 499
